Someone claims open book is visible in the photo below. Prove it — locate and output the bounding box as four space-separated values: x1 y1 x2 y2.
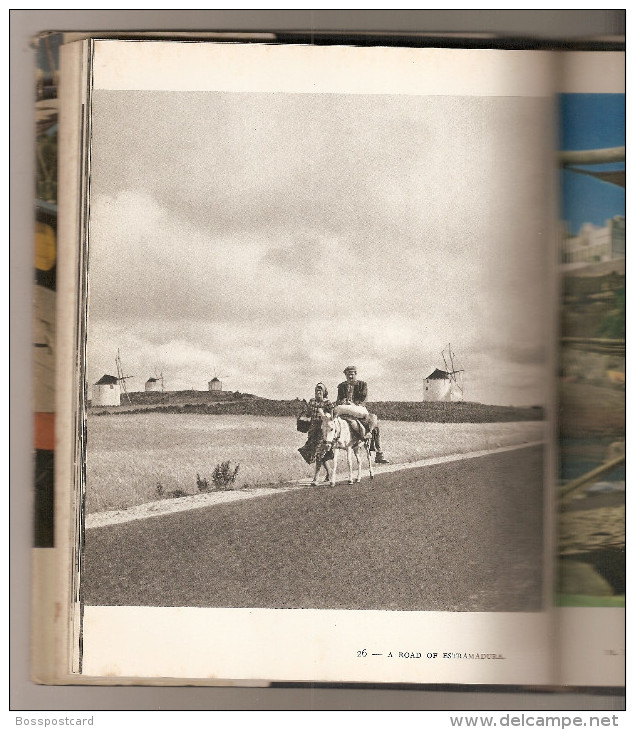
32 38 625 687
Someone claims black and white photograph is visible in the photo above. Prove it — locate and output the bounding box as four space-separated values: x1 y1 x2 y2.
73 42 556 683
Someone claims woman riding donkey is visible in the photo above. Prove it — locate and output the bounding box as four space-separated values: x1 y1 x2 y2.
298 382 334 482
334 365 390 465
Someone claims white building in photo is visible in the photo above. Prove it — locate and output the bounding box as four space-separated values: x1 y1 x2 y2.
208 377 222 391
424 369 452 401
145 377 162 392
92 374 120 406
563 216 625 265
423 368 464 402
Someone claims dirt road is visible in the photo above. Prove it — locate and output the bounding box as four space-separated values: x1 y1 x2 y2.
82 445 544 612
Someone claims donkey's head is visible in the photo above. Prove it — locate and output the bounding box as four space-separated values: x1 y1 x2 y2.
318 409 338 446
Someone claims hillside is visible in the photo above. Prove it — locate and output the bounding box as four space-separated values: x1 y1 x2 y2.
90 390 543 423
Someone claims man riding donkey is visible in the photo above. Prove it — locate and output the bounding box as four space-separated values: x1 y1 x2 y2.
334 365 390 465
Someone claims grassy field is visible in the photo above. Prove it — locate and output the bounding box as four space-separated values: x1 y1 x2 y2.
92 393 544 423
85 413 544 514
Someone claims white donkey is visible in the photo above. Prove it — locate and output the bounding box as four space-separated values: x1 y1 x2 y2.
314 408 374 486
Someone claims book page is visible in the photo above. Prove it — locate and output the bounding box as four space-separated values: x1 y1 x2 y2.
556 51 625 688
60 40 559 684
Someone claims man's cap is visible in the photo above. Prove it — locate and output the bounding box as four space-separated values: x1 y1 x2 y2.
344 365 357 373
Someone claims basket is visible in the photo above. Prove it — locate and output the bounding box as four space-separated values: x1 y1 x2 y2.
296 416 311 433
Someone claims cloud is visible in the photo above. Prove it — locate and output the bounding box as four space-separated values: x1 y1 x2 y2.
86 91 553 406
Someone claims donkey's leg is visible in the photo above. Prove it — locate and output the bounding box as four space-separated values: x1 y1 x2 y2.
329 449 338 486
354 445 362 482
346 448 354 484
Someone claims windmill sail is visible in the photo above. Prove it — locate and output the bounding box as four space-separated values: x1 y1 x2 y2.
424 345 464 402
153 366 165 392
115 349 133 404
446 344 465 401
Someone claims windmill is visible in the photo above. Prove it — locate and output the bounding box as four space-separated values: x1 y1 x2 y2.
441 343 464 401
115 349 133 404
209 368 229 392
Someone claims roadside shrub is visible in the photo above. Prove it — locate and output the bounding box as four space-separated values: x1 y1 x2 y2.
212 461 240 490
196 473 210 492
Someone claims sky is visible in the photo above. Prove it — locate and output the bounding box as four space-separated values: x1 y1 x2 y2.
559 93 625 234
86 90 553 405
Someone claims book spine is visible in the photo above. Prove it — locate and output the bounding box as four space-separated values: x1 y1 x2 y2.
31 32 60 684
31 35 90 684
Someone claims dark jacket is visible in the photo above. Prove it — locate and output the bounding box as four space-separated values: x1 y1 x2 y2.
337 380 368 405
